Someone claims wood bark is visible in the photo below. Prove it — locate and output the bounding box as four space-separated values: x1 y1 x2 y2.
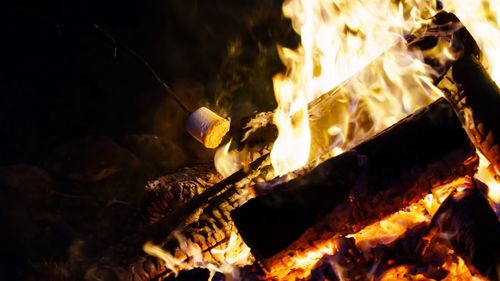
308 184 500 281
232 98 479 272
438 54 500 174
428 181 500 280
143 164 222 224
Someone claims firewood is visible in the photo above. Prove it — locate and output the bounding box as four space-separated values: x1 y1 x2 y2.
143 164 222 224
303 180 497 281
427 181 500 280
439 54 500 174
236 11 477 155
231 98 479 272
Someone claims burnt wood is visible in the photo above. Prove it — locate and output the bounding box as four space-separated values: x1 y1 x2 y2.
143 164 222 224
232 98 478 265
368 183 499 280
439 54 500 174
236 11 479 156
429 182 500 280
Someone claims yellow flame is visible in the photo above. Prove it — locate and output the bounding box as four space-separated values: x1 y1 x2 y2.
476 152 500 204
270 0 444 175
214 140 241 178
143 231 253 280
379 256 489 281
442 0 500 84
267 178 467 280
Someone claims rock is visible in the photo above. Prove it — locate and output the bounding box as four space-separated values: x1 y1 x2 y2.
45 136 141 182
0 164 52 207
122 134 187 172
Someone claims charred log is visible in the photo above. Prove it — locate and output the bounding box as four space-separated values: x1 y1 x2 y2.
232 98 479 272
439 54 500 175
143 164 222 224
236 11 478 157
308 237 366 281
307 179 498 281
428 181 500 280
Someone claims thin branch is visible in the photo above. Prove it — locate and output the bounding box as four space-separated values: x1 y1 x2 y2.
93 24 192 115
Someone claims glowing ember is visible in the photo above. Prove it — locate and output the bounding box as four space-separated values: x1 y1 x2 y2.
265 178 467 280
143 231 253 280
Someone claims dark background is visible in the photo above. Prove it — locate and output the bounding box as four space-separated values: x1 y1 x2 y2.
0 1 297 280
1 0 298 165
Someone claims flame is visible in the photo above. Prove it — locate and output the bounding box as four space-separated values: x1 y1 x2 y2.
379 256 489 281
214 140 241 178
143 231 253 280
205 0 500 279
442 0 500 85
476 152 500 205
266 178 468 280
270 0 445 175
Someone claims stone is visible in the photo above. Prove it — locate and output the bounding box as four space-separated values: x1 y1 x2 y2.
45 136 141 182
122 134 187 172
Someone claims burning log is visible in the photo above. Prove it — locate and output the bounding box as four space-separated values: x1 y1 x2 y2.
232 98 479 276
307 178 498 281
439 54 500 175
233 12 483 171
143 164 222 224
427 181 500 280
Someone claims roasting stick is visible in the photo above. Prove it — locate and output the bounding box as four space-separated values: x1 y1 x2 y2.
93 24 230 148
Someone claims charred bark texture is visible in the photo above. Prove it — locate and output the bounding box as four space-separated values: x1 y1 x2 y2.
232 98 479 270
429 182 500 280
309 179 499 281
439 54 500 174
143 164 222 224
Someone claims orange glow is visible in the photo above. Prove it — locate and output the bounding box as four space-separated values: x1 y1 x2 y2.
266 178 468 280
269 0 444 175
143 231 253 280
476 152 500 205
214 140 241 178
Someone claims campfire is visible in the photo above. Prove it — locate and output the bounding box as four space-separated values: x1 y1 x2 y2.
48 1 499 280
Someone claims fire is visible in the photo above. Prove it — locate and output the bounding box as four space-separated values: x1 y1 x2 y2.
442 0 500 85
143 231 253 280
214 140 241 178
270 0 444 175
215 0 500 178
476 152 500 205
379 256 489 281
264 179 463 280
156 1 500 280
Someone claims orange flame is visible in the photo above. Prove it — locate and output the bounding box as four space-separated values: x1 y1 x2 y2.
270 0 444 175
